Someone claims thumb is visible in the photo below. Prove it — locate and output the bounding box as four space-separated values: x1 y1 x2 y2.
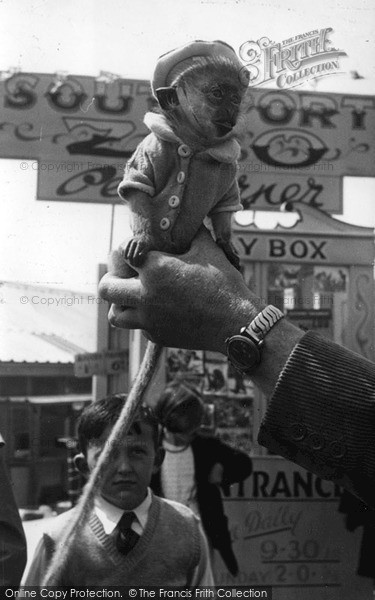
98 273 143 307
108 248 139 279
186 226 218 258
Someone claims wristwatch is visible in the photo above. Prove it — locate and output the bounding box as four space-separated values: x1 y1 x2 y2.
226 305 284 374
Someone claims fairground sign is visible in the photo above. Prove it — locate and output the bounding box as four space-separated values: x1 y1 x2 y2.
0 72 374 211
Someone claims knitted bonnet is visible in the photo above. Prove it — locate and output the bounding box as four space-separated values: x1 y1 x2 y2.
151 40 245 97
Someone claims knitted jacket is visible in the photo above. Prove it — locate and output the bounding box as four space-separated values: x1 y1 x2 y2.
259 331 375 508
118 112 242 254
25 495 210 586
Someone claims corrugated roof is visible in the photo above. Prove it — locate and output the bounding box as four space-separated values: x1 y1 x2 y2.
0 281 99 363
0 394 93 404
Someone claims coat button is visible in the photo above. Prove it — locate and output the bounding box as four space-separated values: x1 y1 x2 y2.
329 441 346 458
177 171 185 183
308 432 324 451
290 423 306 441
168 195 180 208
160 217 171 230
178 144 191 157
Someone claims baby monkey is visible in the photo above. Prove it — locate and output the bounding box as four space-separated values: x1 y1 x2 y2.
118 40 248 269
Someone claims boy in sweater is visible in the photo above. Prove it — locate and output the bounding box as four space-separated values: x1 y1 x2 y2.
24 395 214 586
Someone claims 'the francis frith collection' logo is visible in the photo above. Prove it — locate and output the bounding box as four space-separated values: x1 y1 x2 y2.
239 27 347 89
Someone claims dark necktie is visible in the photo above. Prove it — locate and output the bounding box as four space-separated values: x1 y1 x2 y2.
116 511 140 555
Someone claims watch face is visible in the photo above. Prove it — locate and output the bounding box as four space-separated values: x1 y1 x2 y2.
227 336 261 373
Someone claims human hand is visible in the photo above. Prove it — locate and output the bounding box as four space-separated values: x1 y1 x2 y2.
99 227 262 354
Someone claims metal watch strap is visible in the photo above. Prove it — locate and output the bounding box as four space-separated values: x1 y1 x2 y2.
242 305 284 343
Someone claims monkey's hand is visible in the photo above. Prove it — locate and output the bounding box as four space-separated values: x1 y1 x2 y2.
216 238 241 271
122 234 156 267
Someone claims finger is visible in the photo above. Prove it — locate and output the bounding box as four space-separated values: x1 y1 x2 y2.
108 249 140 278
108 304 143 329
127 240 137 260
98 273 143 307
118 234 136 254
138 244 148 258
123 240 131 257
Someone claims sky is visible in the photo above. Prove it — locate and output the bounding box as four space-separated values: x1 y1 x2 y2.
0 0 375 293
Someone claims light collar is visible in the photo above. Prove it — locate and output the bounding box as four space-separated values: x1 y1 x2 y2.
94 487 152 534
144 112 241 164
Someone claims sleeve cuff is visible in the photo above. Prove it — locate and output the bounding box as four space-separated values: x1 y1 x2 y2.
209 202 243 215
118 181 155 198
258 331 375 507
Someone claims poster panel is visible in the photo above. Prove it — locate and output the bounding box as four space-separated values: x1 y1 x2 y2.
215 457 372 600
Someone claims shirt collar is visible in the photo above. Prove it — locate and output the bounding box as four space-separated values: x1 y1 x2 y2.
163 439 190 452
94 488 152 535
144 112 241 164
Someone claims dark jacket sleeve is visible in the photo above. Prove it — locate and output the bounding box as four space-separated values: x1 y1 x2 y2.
0 446 27 586
194 436 252 491
192 436 252 576
258 331 375 508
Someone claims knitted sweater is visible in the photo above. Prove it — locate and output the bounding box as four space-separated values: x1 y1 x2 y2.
25 495 210 586
118 112 242 254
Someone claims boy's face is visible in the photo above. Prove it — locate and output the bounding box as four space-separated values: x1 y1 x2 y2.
86 422 162 510
165 429 196 447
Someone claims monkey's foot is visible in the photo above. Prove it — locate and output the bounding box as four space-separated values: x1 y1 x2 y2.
123 236 154 267
216 239 241 271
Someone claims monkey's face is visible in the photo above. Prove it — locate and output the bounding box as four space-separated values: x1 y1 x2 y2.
182 76 243 139
156 58 247 143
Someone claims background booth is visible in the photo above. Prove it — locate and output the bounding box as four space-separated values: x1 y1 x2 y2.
211 202 374 598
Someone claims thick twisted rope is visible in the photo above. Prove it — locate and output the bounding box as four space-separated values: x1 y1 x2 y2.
42 341 163 586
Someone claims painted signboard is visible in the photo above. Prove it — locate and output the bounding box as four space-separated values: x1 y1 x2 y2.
233 202 375 266
74 349 127 377
215 457 372 599
0 73 374 210
239 90 375 179
0 73 151 204
238 172 342 213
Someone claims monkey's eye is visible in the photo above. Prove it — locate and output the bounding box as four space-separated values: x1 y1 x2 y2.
231 93 241 105
209 87 223 100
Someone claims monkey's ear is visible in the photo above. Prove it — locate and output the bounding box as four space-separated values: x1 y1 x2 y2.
155 86 179 110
